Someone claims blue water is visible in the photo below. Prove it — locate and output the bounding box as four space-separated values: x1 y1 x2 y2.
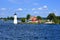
0 20 60 40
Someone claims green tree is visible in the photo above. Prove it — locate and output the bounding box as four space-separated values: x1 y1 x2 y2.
10 17 14 20
7 16 14 20
47 13 56 21
26 14 31 22
21 18 26 22
53 17 58 24
37 16 42 23
26 14 31 20
47 13 60 24
37 16 42 20
7 17 10 20
57 16 60 20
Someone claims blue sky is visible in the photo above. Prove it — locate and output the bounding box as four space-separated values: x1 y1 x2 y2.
0 0 60 17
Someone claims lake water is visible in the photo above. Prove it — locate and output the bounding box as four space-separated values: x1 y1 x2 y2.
0 20 60 40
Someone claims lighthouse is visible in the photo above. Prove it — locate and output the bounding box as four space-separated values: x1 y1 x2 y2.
14 13 17 24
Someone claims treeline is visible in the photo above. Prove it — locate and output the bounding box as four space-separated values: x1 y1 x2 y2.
0 17 22 21
0 12 60 24
25 13 60 24
47 13 60 24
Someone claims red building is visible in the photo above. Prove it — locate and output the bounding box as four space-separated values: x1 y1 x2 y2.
29 16 41 23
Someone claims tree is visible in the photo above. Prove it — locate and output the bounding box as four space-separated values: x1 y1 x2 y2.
7 16 14 20
56 16 60 24
57 16 60 20
37 16 42 20
53 17 58 24
7 17 10 20
47 13 60 24
10 17 14 20
47 13 56 21
21 18 26 22
26 14 31 22
26 14 31 20
37 16 42 23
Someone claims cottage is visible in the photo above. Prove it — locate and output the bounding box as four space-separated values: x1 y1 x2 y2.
28 16 41 23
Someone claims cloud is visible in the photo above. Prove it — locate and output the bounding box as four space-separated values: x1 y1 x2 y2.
17 8 23 11
33 11 39 14
0 8 7 11
32 8 36 11
33 11 37 13
38 5 48 10
43 5 48 9
38 8 42 10
32 6 48 11
32 7 42 11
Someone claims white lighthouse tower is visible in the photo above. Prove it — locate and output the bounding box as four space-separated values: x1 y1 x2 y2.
14 13 17 24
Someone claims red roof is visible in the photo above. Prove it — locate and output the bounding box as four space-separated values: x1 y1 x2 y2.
32 17 37 21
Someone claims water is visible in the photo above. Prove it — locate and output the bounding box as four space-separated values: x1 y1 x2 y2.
0 20 60 40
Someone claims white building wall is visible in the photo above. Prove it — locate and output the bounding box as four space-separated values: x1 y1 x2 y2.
14 15 17 24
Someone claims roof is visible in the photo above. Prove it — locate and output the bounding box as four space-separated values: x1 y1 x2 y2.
14 13 17 15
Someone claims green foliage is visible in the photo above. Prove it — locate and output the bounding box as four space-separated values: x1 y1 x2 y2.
59 21 60 24
52 16 60 24
47 13 60 24
57 16 60 24
47 13 56 21
37 16 42 20
56 16 60 20
26 14 31 20
7 17 14 20
21 18 26 22
52 18 58 24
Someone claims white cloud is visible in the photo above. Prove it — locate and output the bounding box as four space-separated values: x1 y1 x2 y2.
33 11 39 14
0 8 7 11
34 11 37 13
17 8 23 11
32 8 36 11
43 5 48 9
32 7 45 11
37 5 48 10
38 8 42 10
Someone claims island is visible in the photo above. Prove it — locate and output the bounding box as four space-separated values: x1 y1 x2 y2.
0 12 60 24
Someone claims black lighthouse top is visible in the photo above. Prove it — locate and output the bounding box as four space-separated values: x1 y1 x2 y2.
14 13 17 15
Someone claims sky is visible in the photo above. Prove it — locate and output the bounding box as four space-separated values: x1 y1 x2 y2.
0 0 60 17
